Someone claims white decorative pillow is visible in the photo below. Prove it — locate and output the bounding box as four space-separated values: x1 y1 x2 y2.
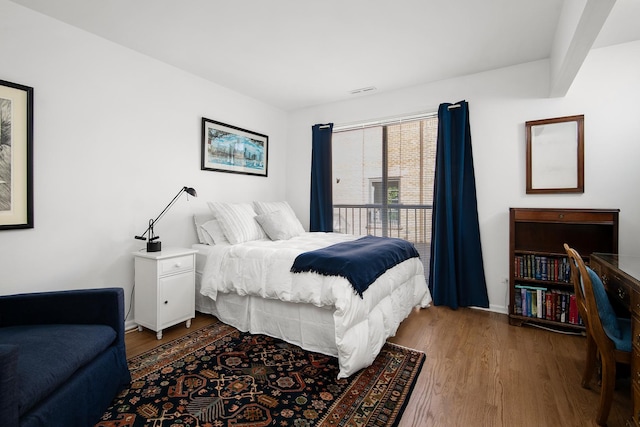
200 219 229 245
193 214 214 244
253 201 305 235
207 202 266 244
255 210 304 241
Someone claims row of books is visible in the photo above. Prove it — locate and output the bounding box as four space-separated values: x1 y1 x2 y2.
513 284 583 326
514 254 571 283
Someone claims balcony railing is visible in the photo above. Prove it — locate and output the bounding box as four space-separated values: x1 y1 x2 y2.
333 203 433 277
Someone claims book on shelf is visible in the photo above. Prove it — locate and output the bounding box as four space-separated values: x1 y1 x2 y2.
513 284 583 326
514 254 571 283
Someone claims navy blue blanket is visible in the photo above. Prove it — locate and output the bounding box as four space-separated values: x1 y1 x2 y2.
290 235 420 297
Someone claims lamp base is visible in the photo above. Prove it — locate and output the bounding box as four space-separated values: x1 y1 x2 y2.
147 241 162 252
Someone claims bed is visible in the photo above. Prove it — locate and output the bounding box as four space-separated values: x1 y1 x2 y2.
193 201 432 378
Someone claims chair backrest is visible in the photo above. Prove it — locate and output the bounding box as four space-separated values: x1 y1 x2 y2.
564 244 616 355
564 243 589 330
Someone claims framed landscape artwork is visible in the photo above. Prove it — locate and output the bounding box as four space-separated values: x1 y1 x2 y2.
201 118 268 177
0 79 33 230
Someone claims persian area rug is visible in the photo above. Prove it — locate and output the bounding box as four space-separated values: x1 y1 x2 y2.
97 321 425 427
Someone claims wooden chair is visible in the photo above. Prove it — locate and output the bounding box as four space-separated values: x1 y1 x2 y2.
564 243 598 388
564 244 631 426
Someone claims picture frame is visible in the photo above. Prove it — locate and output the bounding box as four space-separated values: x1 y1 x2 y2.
526 114 584 194
201 118 268 177
0 79 34 230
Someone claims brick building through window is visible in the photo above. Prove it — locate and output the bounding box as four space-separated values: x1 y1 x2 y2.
332 114 438 273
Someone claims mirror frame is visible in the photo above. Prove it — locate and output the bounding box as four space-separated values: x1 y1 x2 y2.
525 114 584 194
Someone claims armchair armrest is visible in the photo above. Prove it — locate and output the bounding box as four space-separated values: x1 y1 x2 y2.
0 344 18 427
0 288 126 344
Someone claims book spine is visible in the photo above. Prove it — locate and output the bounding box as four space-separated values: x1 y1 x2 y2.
569 293 578 324
536 289 543 318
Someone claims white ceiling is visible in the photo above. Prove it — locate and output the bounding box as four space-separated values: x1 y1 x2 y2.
10 0 640 111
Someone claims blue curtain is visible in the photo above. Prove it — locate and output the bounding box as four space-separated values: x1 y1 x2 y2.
310 123 334 232
428 101 489 309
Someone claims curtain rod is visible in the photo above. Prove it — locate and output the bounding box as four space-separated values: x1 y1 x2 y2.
333 110 437 132
447 103 461 110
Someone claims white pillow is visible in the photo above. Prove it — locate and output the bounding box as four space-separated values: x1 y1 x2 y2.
200 219 229 245
193 214 214 244
253 201 305 235
255 210 304 240
207 201 266 244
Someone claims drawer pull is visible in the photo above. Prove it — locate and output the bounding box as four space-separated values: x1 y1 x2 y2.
164 300 168 304
174 262 182 268
619 287 627 300
600 274 608 286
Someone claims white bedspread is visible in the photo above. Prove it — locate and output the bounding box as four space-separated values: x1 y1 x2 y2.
200 232 432 377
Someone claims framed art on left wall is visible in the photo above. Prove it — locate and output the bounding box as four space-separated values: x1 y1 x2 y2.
0 79 34 230
201 118 268 177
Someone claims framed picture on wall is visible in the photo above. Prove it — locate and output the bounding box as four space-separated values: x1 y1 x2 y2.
201 118 268 177
0 79 34 230
526 114 584 194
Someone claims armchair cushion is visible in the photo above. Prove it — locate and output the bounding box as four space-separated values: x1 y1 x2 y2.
0 324 116 417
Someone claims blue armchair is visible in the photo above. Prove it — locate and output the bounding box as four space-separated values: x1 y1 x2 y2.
0 287 131 427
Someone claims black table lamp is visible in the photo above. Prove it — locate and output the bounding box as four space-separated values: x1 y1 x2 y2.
135 186 197 252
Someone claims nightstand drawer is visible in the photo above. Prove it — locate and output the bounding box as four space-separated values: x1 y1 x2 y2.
158 255 193 275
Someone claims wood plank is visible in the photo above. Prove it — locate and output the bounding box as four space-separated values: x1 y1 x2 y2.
125 306 632 426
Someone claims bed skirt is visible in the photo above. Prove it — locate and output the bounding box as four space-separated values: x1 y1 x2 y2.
195 281 339 357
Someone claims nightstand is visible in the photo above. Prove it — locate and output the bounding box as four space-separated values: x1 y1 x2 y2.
133 247 198 339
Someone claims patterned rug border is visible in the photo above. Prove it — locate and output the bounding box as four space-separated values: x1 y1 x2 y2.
126 322 239 379
106 320 425 427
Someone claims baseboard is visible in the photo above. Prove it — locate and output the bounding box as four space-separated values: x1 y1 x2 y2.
488 304 508 315
459 304 508 315
124 320 137 332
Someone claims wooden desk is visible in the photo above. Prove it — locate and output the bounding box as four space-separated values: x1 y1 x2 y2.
590 253 640 426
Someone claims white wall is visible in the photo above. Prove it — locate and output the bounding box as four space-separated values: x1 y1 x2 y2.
286 40 640 313
0 1 288 321
3 0 639 319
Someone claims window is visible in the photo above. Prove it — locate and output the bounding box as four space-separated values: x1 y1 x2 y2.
332 113 438 274
370 178 400 228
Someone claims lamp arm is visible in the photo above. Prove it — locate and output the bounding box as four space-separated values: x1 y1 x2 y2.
134 186 188 241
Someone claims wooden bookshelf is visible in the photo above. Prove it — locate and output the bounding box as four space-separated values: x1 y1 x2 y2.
509 208 619 330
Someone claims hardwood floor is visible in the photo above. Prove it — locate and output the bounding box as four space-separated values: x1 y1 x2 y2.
125 306 632 427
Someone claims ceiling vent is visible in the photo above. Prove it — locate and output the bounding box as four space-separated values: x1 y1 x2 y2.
349 86 377 95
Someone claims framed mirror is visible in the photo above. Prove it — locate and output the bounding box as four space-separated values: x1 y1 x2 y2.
526 114 584 194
